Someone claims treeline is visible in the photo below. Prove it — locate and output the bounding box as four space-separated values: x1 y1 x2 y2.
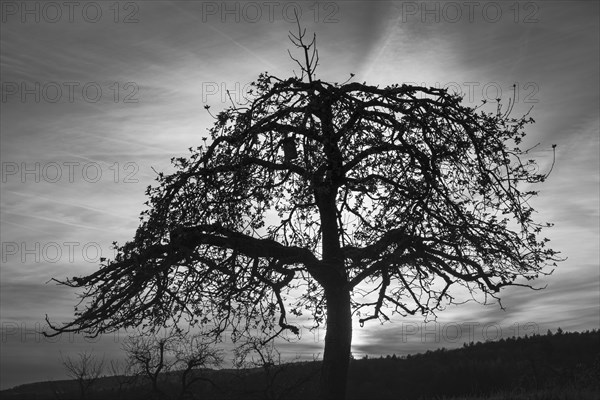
2 328 598 400
347 328 600 399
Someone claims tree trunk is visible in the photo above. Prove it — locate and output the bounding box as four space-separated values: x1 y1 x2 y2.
316 165 351 399
320 285 352 400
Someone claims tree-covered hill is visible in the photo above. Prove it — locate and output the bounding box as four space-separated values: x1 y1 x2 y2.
2 329 598 400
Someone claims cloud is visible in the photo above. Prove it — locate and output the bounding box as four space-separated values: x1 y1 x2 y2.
1 0 598 391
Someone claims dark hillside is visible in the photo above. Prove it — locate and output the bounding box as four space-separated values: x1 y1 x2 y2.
2 329 598 400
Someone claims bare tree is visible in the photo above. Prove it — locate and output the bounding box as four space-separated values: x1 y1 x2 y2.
233 337 283 400
123 330 222 399
233 336 320 400
173 333 223 400
46 24 561 399
61 351 105 400
123 333 172 398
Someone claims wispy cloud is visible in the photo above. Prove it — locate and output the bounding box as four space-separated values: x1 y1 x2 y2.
1 0 598 390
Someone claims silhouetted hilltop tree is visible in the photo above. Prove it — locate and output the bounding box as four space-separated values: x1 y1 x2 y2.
45 23 561 399
60 351 104 400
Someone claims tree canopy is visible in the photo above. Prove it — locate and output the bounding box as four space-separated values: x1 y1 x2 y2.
46 28 560 399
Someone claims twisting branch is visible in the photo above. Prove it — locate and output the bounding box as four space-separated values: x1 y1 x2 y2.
45 26 561 400
287 11 318 83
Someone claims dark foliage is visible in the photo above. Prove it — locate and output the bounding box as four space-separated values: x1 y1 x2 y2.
44 26 560 399
347 329 600 399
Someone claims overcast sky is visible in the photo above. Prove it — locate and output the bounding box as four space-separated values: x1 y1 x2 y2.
1 0 599 390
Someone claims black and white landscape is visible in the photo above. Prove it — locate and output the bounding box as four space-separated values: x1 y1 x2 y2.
1 1 598 399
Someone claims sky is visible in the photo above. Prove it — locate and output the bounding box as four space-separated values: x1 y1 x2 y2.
1 0 599 391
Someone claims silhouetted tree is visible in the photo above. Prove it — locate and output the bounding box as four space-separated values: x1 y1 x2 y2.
122 330 222 400
173 333 223 400
61 351 105 400
233 337 284 400
123 334 170 398
232 334 320 399
46 24 561 399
